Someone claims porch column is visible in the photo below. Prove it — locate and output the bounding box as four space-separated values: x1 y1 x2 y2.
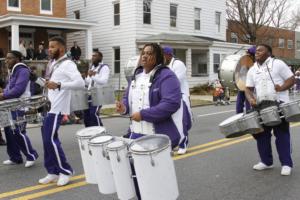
85 29 92 59
11 24 19 51
186 48 192 78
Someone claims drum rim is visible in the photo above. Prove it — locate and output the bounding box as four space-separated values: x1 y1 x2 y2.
260 106 278 113
128 135 171 155
76 126 106 138
106 140 127 151
88 134 114 146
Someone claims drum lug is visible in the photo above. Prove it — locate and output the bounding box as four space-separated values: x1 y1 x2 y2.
116 151 121 162
150 153 155 167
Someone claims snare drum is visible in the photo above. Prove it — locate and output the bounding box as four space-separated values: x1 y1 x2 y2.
279 100 300 122
219 113 245 138
70 89 89 112
76 126 106 184
90 85 115 106
88 134 116 194
23 95 48 109
0 109 13 128
107 138 136 200
260 106 281 126
129 135 179 200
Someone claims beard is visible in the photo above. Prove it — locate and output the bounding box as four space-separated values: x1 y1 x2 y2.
50 49 60 60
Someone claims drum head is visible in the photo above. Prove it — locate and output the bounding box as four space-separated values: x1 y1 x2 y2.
107 140 126 151
129 135 170 154
235 55 254 91
89 134 113 145
219 113 243 126
76 126 106 138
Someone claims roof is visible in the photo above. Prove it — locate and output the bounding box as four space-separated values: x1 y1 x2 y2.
0 14 95 30
136 33 224 46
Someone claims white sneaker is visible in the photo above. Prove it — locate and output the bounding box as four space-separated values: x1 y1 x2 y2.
25 160 35 168
38 174 59 184
57 173 71 186
281 166 292 176
177 148 187 155
3 160 17 165
253 162 274 170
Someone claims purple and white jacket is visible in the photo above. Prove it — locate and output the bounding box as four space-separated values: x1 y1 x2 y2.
3 63 31 99
123 66 191 147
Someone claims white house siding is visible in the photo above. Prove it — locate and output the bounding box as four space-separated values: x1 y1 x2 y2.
66 0 242 89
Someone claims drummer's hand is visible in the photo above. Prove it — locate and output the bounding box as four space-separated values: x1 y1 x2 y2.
275 84 282 92
116 101 126 113
131 112 142 122
88 70 96 77
46 81 59 90
0 93 4 101
249 98 257 107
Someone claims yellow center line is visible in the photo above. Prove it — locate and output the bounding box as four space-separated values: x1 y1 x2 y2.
0 175 85 199
12 182 87 200
3 122 300 199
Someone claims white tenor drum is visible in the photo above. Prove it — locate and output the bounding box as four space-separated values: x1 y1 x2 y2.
76 126 106 184
90 85 115 106
219 54 254 91
129 135 179 200
107 138 136 200
88 134 116 194
70 89 89 112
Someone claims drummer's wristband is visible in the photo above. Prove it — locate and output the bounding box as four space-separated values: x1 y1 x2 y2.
57 82 61 91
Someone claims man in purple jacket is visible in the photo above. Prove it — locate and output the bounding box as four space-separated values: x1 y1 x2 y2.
116 43 189 148
0 51 38 167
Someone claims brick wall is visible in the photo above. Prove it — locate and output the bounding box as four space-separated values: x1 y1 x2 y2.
0 0 66 18
227 20 295 59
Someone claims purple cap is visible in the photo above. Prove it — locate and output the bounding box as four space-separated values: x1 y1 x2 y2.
247 46 256 55
163 46 174 55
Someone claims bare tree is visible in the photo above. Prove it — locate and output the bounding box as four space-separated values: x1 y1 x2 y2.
226 0 293 44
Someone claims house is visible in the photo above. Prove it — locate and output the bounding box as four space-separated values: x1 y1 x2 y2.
0 0 94 59
66 0 248 89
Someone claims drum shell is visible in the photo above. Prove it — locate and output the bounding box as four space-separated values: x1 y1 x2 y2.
129 135 179 200
107 140 136 200
76 126 106 184
88 135 116 194
280 100 300 122
219 54 240 91
260 106 281 126
239 111 263 134
0 111 13 128
219 114 245 138
90 86 115 106
70 89 89 112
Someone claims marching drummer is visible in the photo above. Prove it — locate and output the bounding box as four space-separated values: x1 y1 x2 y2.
0 50 38 167
116 43 186 149
236 46 255 114
39 36 85 186
163 46 192 154
83 49 110 127
245 44 295 176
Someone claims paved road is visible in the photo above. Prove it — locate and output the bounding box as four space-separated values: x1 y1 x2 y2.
0 104 300 200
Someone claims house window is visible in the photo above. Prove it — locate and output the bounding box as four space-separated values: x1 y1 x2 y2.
192 52 207 76
230 32 238 43
114 2 120 26
74 10 80 19
213 54 220 73
215 11 221 33
143 0 151 24
114 48 120 74
287 40 293 49
170 4 177 28
279 38 285 48
243 34 251 43
7 0 21 11
40 0 52 14
297 41 300 50
194 8 201 30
